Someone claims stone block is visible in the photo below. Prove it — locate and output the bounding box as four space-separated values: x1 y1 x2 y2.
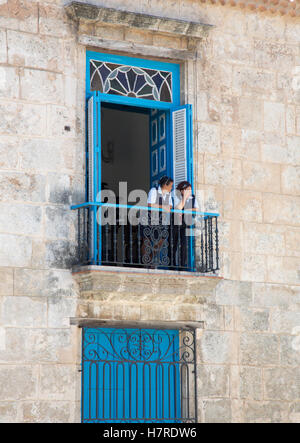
198 364 230 398
0 328 72 363
220 126 240 158
241 254 266 283
239 97 263 130
0 365 38 401
47 296 77 328
280 335 300 367
20 69 63 104
0 234 32 267
0 102 46 136
0 29 6 63
213 31 253 65
271 309 300 334
242 161 280 193
47 173 72 205
7 30 62 71
240 366 263 401
243 223 285 256
40 365 76 401
232 66 275 94
0 0 38 33
199 331 238 364
202 399 232 423
286 105 296 134
20 139 74 173
197 122 220 154
252 283 300 309
264 101 285 135
246 14 285 42
281 166 300 196
224 190 262 223
0 172 46 203
0 66 19 99
21 401 73 423
45 206 73 240
201 304 224 330
204 155 242 187
0 136 19 170
238 129 261 161
286 228 300 257
196 91 208 122
46 105 76 138
39 3 70 38
113 303 141 321
264 194 300 226
235 307 270 332
254 41 296 72
0 267 13 296
286 136 300 165
289 403 300 424
245 401 288 423
0 402 18 423
0 203 42 236
45 239 76 270
14 268 75 298
240 333 279 366
264 368 300 401
94 23 124 41
216 280 252 306
267 256 300 285
1 296 47 327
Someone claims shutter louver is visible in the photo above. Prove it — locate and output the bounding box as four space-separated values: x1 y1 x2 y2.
172 108 187 188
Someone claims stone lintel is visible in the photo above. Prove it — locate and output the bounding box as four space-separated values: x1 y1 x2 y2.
70 318 204 330
65 2 212 39
78 35 197 60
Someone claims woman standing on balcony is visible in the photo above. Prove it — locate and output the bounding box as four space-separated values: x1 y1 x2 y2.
141 176 174 267
173 181 198 270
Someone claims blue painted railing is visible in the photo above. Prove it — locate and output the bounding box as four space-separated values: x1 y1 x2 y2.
71 202 219 273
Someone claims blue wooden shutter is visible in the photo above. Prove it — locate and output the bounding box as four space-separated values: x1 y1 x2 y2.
149 109 168 188
171 104 193 188
87 94 101 263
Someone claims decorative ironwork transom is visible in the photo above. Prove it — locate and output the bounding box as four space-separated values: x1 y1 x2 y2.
90 60 173 102
82 327 197 423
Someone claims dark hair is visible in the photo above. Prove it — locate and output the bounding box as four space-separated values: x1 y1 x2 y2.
159 176 173 187
176 181 192 192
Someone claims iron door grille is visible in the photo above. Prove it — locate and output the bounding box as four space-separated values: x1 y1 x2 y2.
81 327 197 423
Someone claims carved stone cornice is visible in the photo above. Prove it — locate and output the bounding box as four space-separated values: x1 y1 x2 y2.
65 2 212 39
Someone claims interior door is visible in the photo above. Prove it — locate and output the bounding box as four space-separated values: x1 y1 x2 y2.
149 109 169 189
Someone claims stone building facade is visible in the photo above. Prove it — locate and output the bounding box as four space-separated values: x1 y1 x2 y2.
0 0 299 423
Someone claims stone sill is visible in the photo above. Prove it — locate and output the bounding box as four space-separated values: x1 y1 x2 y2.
72 264 221 279
65 2 212 38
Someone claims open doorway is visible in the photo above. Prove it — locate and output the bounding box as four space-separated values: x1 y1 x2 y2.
101 103 150 202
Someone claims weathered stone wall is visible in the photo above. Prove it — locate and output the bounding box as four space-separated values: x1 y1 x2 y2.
0 0 299 423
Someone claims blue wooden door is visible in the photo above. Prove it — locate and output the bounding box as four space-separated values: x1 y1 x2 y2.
82 328 181 423
149 109 170 188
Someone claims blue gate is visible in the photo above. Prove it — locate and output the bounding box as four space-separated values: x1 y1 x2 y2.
82 327 197 423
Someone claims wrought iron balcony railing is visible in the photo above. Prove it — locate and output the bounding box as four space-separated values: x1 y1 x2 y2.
71 202 219 273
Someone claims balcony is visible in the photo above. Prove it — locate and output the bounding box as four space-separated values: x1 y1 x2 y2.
71 202 219 274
